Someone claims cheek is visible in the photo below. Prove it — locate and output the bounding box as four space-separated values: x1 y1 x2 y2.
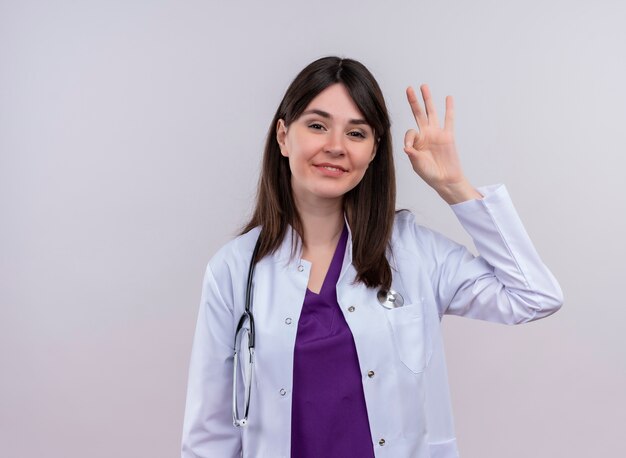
347 153 374 182
284 135 314 159
286 153 311 180
354 148 376 169
287 140 320 168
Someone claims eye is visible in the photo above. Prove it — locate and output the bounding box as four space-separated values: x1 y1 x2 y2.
308 123 326 131
348 130 366 139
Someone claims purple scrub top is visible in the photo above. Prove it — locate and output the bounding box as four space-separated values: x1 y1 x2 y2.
290 224 375 457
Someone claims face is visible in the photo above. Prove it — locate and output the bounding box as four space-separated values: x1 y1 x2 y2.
276 83 377 207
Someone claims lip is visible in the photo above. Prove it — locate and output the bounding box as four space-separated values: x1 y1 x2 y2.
313 162 347 178
314 163 348 172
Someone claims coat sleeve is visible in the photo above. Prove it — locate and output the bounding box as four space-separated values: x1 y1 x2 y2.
181 262 242 457
426 184 563 324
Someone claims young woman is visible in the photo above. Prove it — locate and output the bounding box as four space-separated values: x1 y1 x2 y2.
181 56 563 458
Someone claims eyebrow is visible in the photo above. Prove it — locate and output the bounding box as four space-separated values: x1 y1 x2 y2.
301 109 370 126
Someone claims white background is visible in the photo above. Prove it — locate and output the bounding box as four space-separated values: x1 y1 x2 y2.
1 0 625 456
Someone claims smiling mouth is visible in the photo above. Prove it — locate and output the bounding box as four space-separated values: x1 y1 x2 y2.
315 164 347 172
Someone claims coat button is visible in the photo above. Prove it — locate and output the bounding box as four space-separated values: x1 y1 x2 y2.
279 388 287 396
297 265 304 272
378 438 386 446
285 317 292 325
367 370 375 378
348 306 355 312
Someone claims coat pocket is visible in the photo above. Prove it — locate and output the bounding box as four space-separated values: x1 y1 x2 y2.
428 438 460 458
385 301 431 374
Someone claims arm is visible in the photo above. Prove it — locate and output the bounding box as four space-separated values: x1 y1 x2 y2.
181 263 241 457
431 184 563 323
403 84 562 323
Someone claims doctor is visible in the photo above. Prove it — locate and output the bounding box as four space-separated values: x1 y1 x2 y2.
181 56 563 458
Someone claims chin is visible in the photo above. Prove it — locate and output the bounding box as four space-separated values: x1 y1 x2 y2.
314 191 346 200
292 178 359 202
316 182 361 198
301 186 347 201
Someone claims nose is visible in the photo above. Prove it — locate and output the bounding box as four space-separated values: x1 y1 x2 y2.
323 130 346 157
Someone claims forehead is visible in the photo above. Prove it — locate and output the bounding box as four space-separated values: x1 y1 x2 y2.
302 83 365 121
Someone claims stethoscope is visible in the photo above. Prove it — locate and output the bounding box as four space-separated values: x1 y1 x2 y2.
232 236 404 427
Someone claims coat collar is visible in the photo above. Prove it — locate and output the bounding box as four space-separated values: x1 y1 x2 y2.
273 213 354 278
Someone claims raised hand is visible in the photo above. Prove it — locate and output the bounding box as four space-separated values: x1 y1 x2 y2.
403 84 481 204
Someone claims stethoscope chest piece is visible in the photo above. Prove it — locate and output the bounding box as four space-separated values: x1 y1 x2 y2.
377 289 404 309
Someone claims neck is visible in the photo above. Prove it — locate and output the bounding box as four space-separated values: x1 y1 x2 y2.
293 192 344 252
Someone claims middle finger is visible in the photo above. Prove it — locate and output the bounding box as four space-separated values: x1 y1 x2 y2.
420 84 440 127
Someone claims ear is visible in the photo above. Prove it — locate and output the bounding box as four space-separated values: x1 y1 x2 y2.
276 119 289 157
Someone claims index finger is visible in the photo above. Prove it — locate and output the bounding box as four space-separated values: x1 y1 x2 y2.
406 86 427 129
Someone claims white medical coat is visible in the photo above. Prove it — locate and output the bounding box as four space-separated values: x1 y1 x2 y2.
181 184 563 458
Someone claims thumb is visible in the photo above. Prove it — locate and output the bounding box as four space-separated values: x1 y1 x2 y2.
404 129 420 153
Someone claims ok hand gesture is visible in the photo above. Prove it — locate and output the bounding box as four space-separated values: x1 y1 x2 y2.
403 84 482 204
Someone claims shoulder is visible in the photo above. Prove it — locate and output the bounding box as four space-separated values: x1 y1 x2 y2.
391 209 463 257
206 226 261 283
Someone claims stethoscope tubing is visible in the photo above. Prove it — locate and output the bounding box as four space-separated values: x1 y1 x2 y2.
232 236 262 427
232 234 404 427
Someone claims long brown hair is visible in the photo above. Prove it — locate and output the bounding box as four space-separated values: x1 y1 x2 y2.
239 56 396 289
